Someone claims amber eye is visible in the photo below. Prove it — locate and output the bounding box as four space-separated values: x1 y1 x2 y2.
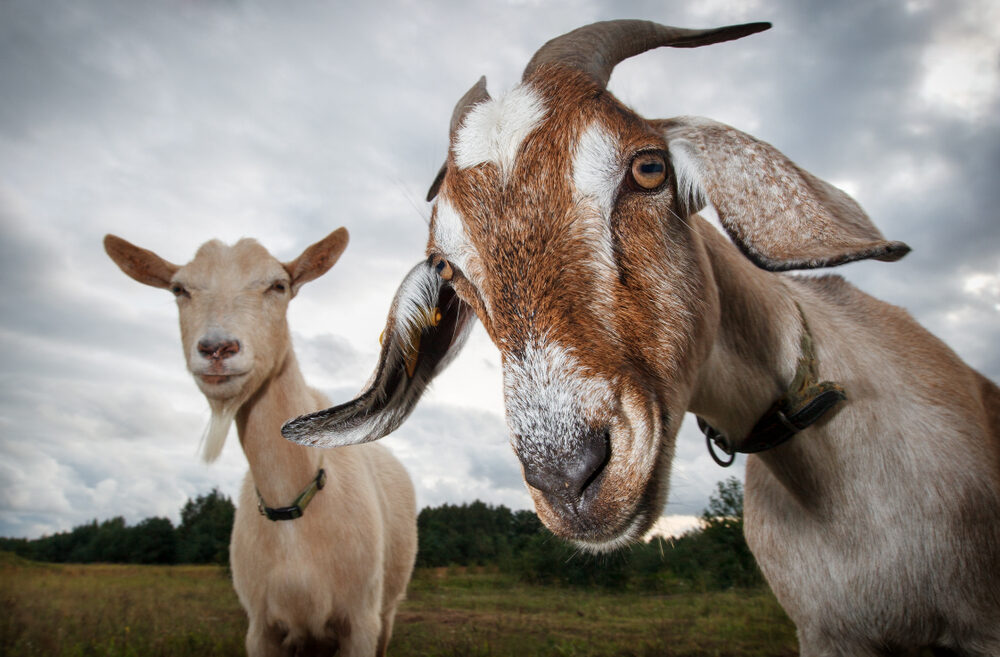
432 257 454 281
630 152 667 190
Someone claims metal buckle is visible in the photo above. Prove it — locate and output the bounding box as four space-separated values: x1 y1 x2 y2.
705 431 736 467
698 416 736 468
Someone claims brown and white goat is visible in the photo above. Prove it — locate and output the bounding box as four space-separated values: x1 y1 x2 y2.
105 230 417 657
282 21 1000 657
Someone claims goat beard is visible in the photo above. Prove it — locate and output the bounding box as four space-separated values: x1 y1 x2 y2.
200 398 240 463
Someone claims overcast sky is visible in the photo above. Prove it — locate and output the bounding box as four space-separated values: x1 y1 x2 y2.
1 0 997 540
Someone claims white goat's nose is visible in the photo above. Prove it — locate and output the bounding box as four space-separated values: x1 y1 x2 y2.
197 338 240 361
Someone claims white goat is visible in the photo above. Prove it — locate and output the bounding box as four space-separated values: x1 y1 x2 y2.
105 229 417 657
281 21 1000 657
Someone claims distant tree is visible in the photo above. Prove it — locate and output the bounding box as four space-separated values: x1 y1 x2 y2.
0 536 31 559
127 516 177 564
704 476 744 525
416 501 546 568
177 488 235 564
693 477 761 588
88 516 130 563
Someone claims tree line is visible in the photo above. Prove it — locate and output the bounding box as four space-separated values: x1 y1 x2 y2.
417 477 760 591
0 488 234 565
0 478 761 590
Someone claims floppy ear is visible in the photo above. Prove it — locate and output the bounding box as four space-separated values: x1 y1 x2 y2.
281 259 477 447
284 227 349 295
104 234 179 288
660 117 911 271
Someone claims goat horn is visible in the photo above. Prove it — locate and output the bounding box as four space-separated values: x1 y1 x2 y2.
522 20 772 88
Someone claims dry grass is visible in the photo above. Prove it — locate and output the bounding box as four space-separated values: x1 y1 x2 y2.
0 553 798 656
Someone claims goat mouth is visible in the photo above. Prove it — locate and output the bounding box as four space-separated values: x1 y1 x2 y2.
573 510 649 553
533 431 668 553
197 372 248 385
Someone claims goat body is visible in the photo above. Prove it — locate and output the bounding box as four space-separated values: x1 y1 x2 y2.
694 222 1000 655
279 20 999 656
105 230 417 657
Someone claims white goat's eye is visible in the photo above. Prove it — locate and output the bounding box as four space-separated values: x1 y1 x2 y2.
432 256 454 281
268 281 287 294
170 283 189 298
630 152 667 190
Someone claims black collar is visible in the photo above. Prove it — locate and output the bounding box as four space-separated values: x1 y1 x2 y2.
698 303 846 467
256 468 326 521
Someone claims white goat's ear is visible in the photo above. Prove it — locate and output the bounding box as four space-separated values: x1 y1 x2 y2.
104 234 179 288
281 259 477 447
661 117 911 271
284 227 349 295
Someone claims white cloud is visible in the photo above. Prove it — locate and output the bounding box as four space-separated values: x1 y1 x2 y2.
643 515 702 541
917 0 1000 120
963 270 1000 305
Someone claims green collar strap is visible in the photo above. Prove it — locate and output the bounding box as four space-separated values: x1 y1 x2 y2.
257 468 326 521
699 303 847 467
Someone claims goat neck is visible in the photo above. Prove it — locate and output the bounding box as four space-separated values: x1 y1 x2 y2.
236 348 323 508
688 219 877 505
688 219 814 460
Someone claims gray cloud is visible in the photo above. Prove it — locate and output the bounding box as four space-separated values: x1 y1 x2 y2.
1 0 996 538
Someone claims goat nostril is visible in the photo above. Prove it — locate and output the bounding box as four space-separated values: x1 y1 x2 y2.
521 427 611 500
198 339 240 360
579 428 611 495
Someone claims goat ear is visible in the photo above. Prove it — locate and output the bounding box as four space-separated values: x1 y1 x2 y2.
284 227 349 295
661 117 911 271
281 259 477 447
103 234 179 288
426 162 447 202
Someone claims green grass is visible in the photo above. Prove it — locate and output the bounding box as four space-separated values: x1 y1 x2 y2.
0 552 245 656
0 553 798 656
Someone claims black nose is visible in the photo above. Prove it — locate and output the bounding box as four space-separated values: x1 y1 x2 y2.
197 338 240 360
520 427 610 502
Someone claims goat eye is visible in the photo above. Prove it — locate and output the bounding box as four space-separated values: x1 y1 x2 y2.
432 256 454 281
170 283 189 298
630 152 667 190
269 281 287 294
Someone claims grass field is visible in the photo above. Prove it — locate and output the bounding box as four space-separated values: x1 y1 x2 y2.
0 552 799 656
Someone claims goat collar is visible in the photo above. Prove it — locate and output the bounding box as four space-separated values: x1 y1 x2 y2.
698 303 846 467
256 468 326 521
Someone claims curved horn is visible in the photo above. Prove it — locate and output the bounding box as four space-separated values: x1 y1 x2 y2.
522 20 771 88
427 76 492 202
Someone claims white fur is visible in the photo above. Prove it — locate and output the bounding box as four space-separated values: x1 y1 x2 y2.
667 138 708 214
432 199 476 281
503 337 615 462
200 399 238 462
454 83 547 178
570 122 622 325
572 122 622 215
